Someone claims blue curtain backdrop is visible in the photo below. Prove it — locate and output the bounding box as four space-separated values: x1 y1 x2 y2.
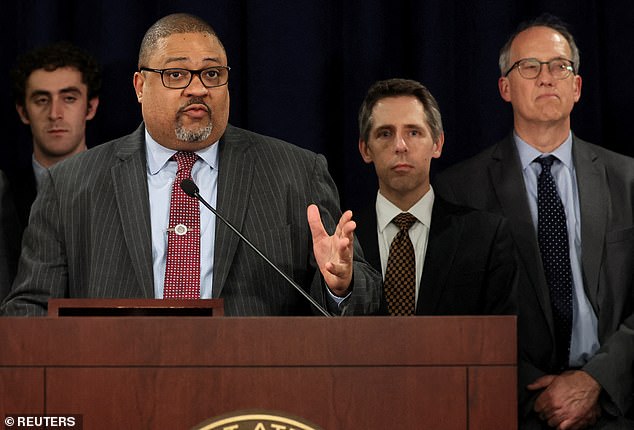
1 1 632 212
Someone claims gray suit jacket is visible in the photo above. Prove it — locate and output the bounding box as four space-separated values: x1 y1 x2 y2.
1 124 382 316
434 134 634 419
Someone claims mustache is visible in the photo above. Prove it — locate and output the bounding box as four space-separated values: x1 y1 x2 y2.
178 97 211 113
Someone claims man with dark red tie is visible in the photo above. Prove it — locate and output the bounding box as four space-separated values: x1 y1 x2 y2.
1 13 382 317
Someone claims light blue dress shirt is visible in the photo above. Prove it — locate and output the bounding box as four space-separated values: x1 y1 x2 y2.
514 132 599 367
145 130 218 299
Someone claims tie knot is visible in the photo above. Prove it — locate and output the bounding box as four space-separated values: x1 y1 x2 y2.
173 151 199 175
535 155 557 171
392 212 417 231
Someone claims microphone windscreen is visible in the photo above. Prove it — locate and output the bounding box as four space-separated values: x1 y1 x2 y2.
180 179 199 197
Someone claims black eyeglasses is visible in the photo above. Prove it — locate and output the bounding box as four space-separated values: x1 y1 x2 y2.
504 58 575 80
139 66 231 89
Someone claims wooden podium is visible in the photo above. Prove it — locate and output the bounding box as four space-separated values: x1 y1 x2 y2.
0 302 516 429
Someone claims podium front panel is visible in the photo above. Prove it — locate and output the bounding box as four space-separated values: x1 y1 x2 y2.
0 316 516 429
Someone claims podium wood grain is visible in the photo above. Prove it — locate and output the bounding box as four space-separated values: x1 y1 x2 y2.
0 316 516 429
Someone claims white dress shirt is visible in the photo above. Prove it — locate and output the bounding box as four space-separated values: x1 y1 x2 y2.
375 188 434 305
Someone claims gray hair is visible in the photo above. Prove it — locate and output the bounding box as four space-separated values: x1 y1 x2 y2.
498 13 580 75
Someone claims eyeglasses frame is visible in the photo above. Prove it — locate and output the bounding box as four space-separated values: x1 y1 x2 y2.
138 66 231 89
503 58 575 80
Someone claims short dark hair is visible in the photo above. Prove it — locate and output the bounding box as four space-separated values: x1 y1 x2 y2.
138 13 223 68
11 41 102 106
499 13 580 75
358 78 443 143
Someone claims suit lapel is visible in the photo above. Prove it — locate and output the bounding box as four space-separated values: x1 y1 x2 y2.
573 138 606 308
111 124 154 297
417 198 462 314
213 125 255 296
490 136 555 328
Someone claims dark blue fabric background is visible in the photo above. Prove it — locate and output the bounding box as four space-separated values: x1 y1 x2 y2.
2 1 632 211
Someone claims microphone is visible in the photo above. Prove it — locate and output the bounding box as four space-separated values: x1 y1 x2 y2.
180 178 332 317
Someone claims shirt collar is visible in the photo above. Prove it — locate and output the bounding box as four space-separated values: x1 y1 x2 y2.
145 128 219 174
514 130 574 170
376 187 435 232
31 155 47 190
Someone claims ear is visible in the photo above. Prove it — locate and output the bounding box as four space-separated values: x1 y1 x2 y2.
572 74 582 103
133 71 144 103
358 139 373 164
85 97 100 120
498 76 512 102
432 132 444 159
15 104 30 125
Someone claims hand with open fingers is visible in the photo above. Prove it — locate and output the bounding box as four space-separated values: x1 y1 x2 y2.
306 204 355 296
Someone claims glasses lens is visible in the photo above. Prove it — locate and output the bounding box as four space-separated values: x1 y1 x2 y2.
549 59 573 79
201 67 228 87
157 67 229 89
517 59 541 79
162 69 192 89
516 59 573 80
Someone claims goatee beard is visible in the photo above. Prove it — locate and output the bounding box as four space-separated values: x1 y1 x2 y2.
175 97 213 142
175 123 213 142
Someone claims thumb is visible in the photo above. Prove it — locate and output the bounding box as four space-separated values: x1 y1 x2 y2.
527 375 556 391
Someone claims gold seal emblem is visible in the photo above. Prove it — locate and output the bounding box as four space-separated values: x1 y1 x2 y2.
190 410 323 430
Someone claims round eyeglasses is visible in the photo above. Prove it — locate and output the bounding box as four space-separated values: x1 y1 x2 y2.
504 58 575 80
139 66 231 89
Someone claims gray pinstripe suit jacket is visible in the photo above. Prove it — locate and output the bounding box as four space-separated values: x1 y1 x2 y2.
1 124 382 316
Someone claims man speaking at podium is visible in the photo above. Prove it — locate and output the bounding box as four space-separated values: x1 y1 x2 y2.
1 13 382 316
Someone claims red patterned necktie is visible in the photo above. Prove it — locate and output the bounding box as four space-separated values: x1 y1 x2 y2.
384 212 417 316
164 151 201 299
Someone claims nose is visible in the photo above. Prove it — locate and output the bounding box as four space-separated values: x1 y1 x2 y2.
394 132 408 152
48 97 64 120
536 63 555 86
183 72 208 96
